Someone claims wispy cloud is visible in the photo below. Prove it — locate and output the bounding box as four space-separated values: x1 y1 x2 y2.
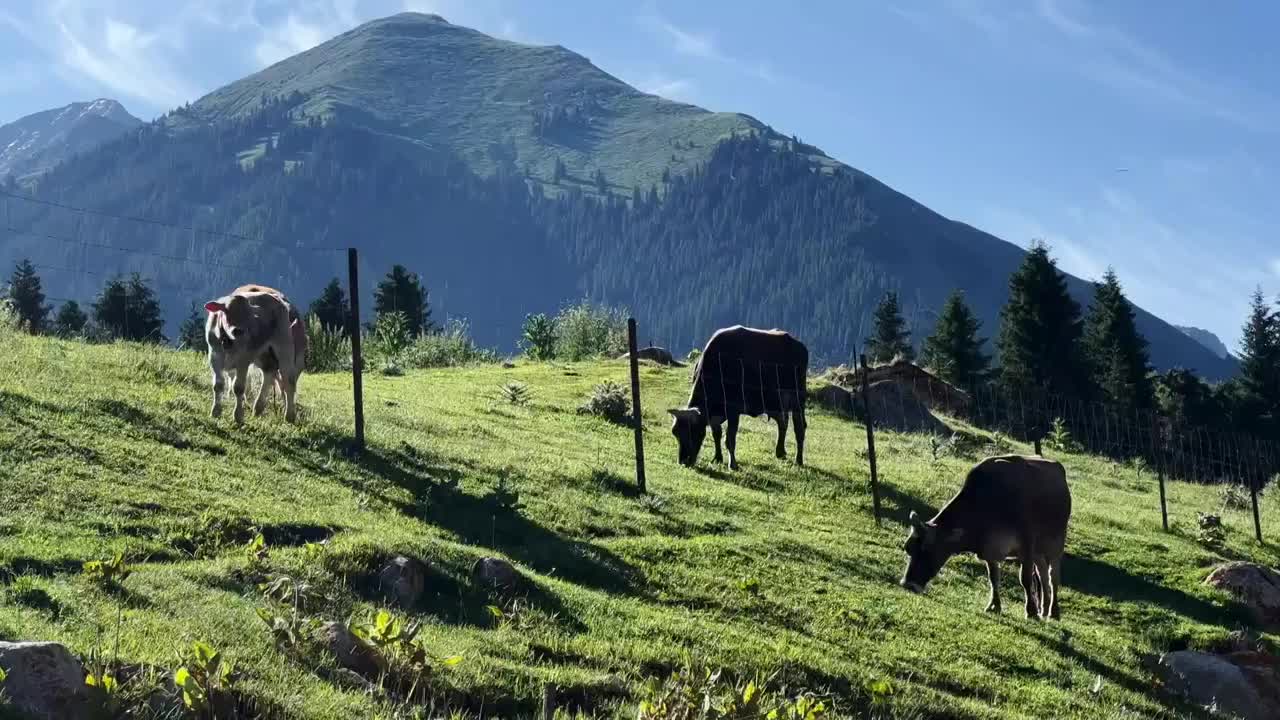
636 73 696 102
1033 0 1279 132
254 14 339 67
1271 258 1280 280
654 19 720 59
638 10 782 86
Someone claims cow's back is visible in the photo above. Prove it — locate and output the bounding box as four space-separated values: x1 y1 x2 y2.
964 455 1071 542
693 326 808 416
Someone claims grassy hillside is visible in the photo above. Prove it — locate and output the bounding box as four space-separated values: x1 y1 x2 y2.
1 330 1275 718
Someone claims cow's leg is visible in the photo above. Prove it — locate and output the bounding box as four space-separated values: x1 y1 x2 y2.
253 366 273 417
726 413 741 470
773 412 788 459
984 560 1002 613
1019 558 1040 620
793 407 807 467
711 421 724 464
208 352 226 419
275 344 299 423
232 361 250 425
1047 555 1062 620
1033 557 1052 618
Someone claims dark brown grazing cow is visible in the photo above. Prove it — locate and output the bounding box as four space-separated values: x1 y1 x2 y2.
669 325 808 469
900 455 1072 620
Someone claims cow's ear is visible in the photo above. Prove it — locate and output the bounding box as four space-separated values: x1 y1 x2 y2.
204 301 225 313
908 510 922 527
668 408 701 422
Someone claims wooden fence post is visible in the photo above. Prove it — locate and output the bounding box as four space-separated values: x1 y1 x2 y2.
1248 437 1263 544
627 318 647 494
347 247 365 452
1154 417 1168 532
860 354 882 525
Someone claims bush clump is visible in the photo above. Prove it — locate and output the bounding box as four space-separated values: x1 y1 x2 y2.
305 315 352 373
578 380 632 425
519 300 630 362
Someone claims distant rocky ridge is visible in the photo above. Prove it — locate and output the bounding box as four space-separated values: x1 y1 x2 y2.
1175 325 1232 360
0 99 142 181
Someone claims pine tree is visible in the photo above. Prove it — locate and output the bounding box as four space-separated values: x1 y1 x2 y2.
93 273 164 343
6 259 50 333
53 300 87 338
177 303 206 351
865 290 914 364
309 277 349 335
1083 269 1153 411
921 290 989 388
997 242 1091 398
1237 287 1279 432
373 265 433 335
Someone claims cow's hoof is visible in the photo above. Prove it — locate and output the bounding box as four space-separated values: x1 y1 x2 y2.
730 462 741 471
211 406 222 419
1025 607 1041 621
985 604 1000 614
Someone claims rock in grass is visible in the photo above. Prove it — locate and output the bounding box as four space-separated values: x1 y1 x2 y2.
319 621 384 678
1204 562 1280 631
1155 650 1278 720
378 555 429 607
471 557 519 589
0 641 95 719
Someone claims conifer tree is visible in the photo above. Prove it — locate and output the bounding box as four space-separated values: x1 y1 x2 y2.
178 303 206 351
373 265 433 335
1083 269 1153 411
6 259 50 333
921 290 989 388
309 277 350 335
93 273 164 343
1237 287 1279 432
997 243 1091 397
53 300 87 338
865 290 914 364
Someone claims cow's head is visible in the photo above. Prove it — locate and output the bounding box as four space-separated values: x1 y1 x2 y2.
668 407 707 467
204 295 253 350
900 510 963 594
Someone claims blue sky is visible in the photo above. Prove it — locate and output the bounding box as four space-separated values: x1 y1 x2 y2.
1 1 1276 351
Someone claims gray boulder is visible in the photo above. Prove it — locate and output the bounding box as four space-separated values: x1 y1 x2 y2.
319 621 384 678
471 557 519 589
1205 562 1280 631
1156 650 1273 720
0 641 95 720
377 555 430 608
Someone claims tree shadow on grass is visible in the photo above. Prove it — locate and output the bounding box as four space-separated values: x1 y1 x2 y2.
878 481 936 528
1062 553 1252 628
267 425 646 602
90 398 227 456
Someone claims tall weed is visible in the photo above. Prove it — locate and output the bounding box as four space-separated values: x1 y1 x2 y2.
305 315 351 374
553 300 629 361
402 319 497 369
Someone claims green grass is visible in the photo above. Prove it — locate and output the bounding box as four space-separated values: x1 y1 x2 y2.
1 331 1276 718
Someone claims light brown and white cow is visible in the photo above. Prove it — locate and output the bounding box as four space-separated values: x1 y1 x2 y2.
900 454 1072 620
204 285 305 424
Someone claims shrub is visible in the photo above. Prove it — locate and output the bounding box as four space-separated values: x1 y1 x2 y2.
578 380 631 425
1220 484 1252 512
369 311 414 364
520 313 558 361
401 318 497 369
553 300 629 361
305 315 351 373
0 298 20 337
1045 417 1081 453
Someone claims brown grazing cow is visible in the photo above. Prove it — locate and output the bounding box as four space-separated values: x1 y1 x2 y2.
668 326 808 469
899 455 1072 620
204 285 304 424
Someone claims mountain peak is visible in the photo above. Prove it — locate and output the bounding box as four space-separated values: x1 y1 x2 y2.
0 99 141 180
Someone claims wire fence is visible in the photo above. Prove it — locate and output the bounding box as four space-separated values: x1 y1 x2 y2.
4 188 1278 543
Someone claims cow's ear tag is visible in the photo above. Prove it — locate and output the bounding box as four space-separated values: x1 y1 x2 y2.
205 301 225 313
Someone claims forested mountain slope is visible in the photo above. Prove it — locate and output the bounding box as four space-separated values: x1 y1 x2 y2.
0 12 1236 378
